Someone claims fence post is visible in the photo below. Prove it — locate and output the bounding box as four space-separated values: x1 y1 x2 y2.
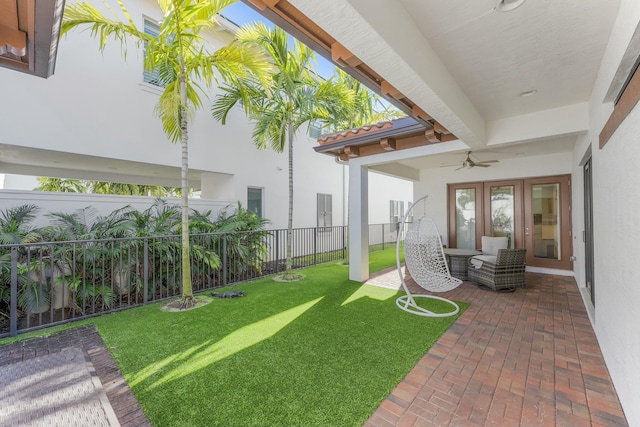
275 231 279 274
342 226 346 259
313 228 317 266
10 247 18 337
223 234 227 286
143 238 149 305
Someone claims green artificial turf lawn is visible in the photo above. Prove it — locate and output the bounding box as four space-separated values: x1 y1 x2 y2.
369 246 404 273
1 248 465 427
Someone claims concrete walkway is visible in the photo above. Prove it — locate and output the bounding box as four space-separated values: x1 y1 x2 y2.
0 325 150 427
364 269 628 427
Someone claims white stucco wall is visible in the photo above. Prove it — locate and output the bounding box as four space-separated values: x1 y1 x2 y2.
587 104 640 427
580 2 640 422
0 190 232 227
0 0 408 232
367 171 413 225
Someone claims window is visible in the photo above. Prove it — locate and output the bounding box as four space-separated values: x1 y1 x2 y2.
308 120 332 139
406 201 414 223
317 193 332 228
247 187 263 217
143 19 164 87
390 200 404 231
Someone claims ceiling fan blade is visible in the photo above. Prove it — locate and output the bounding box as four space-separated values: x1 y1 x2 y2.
474 163 491 167
479 159 499 163
439 163 459 168
455 165 464 171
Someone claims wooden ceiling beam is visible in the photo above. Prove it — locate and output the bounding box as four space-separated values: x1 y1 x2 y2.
433 120 451 135
412 105 432 122
343 146 360 157
425 128 442 143
380 81 402 99
331 42 362 68
380 137 396 151
246 0 280 10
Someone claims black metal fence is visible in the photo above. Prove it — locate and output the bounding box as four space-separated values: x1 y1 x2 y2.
0 223 403 338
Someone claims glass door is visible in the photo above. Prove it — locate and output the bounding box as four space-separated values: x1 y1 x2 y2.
523 175 572 269
483 180 523 248
448 183 482 249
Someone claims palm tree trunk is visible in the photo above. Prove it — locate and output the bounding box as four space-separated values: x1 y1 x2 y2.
179 68 192 302
285 122 294 277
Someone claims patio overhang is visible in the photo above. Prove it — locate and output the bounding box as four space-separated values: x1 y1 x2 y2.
0 0 66 79
242 0 456 141
314 117 458 162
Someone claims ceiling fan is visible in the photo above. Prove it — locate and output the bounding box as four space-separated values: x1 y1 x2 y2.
441 151 499 170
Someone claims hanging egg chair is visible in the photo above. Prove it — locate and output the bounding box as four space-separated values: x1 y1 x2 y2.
395 195 461 317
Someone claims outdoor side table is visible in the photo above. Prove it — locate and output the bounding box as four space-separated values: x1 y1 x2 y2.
443 248 482 281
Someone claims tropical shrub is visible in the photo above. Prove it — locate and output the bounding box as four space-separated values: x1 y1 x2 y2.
0 200 271 323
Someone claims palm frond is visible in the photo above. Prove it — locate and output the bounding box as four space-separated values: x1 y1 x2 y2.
62 1 149 56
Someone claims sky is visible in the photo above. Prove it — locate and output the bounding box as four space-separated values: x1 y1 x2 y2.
220 1 338 79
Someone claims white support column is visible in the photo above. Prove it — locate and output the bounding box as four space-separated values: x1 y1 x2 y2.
349 164 369 282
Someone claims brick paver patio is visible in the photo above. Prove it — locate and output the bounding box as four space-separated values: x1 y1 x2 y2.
364 269 628 427
0 269 627 426
0 325 150 427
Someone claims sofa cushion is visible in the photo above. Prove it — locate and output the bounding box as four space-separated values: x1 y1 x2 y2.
481 236 508 255
470 255 497 269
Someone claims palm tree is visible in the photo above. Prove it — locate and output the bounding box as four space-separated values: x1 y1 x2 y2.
62 0 270 307
35 177 88 193
328 69 405 129
212 23 353 280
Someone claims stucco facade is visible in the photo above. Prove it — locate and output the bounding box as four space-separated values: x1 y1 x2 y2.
0 0 411 230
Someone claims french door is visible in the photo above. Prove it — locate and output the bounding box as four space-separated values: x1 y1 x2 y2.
448 175 572 270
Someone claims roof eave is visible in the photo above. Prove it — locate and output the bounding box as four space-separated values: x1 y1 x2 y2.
0 0 66 79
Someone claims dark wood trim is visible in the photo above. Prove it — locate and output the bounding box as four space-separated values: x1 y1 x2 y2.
600 64 640 148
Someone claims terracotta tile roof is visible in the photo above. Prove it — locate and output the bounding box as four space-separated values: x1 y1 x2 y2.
317 120 397 145
314 116 457 161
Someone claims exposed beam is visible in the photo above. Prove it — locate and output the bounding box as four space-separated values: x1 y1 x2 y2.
0 0 27 57
0 24 26 57
433 120 450 135
246 0 281 10
380 137 396 151
331 41 362 68
380 81 402 99
412 105 432 122
343 146 360 157
425 128 442 143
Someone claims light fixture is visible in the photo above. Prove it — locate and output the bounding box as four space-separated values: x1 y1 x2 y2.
495 0 526 12
519 89 537 97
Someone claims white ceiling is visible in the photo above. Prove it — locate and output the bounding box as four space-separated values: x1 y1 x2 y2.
290 0 621 171
399 0 621 121
393 134 578 170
